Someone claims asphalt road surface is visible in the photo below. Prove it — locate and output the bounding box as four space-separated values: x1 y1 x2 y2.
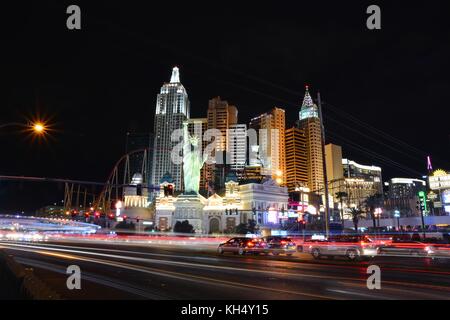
1 240 449 300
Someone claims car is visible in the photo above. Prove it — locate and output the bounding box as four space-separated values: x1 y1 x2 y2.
307 235 379 261
217 237 267 255
262 236 297 256
380 237 450 260
378 238 432 257
424 243 450 260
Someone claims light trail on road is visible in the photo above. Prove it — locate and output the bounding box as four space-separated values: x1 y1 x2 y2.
1 240 450 299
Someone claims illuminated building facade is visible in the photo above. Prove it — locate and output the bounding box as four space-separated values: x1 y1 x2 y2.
237 178 289 227
329 159 383 209
325 144 344 182
428 169 450 214
154 174 288 233
121 173 153 221
207 97 238 152
151 67 190 191
298 86 324 194
206 97 238 189
342 158 383 193
385 178 426 217
154 173 176 231
249 107 286 185
285 126 308 192
241 165 264 183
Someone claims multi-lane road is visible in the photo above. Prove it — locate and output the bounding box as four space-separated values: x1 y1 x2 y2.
1 239 450 300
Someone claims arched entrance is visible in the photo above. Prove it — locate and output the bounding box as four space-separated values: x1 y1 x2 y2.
209 218 220 234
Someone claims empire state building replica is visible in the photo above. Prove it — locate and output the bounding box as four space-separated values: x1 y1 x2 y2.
151 67 190 191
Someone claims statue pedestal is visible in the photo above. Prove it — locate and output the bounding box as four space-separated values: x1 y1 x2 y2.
173 192 206 233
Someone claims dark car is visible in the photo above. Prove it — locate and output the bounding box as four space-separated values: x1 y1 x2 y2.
262 236 296 256
217 237 267 255
379 238 431 257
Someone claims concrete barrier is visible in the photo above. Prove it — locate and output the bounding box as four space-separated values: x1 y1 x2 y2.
0 251 61 300
344 215 450 229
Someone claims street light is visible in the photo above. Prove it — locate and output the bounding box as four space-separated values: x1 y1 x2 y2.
0 121 49 137
115 200 123 217
394 210 400 231
375 208 382 228
32 122 46 134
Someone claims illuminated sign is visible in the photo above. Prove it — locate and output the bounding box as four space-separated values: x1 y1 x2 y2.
288 211 298 218
428 192 438 200
267 210 278 224
306 205 317 215
443 190 450 204
429 174 450 190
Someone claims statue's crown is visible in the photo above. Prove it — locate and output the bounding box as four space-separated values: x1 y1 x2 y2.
189 135 199 145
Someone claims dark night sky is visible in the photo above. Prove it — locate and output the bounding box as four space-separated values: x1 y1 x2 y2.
1 1 450 212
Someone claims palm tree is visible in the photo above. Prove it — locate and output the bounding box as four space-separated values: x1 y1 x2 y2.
364 193 383 229
335 191 348 226
349 207 364 232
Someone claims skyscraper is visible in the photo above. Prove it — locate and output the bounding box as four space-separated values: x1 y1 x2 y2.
249 107 286 184
342 158 383 193
298 86 324 193
151 67 190 191
285 126 308 192
207 96 238 153
206 97 238 189
329 158 383 208
325 143 344 183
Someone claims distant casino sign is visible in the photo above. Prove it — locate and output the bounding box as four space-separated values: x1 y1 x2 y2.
429 170 450 190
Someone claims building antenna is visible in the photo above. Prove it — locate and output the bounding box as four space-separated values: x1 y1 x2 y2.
427 155 433 174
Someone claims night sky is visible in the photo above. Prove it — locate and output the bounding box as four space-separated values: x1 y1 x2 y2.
1 1 450 212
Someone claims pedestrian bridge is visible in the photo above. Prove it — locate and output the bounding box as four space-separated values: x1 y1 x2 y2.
0 215 100 234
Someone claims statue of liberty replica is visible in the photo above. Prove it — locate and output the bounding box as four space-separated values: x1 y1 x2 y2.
182 121 207 194
171 122 208 233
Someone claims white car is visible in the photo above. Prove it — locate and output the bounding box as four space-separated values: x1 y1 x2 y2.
307 235 379 261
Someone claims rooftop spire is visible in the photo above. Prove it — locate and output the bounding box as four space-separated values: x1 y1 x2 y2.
301 84 314 108
170 66 180 83
427 155 433 172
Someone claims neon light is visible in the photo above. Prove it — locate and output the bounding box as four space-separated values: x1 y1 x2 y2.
342 159 382 172
427 156 433 171
391 178 426 186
